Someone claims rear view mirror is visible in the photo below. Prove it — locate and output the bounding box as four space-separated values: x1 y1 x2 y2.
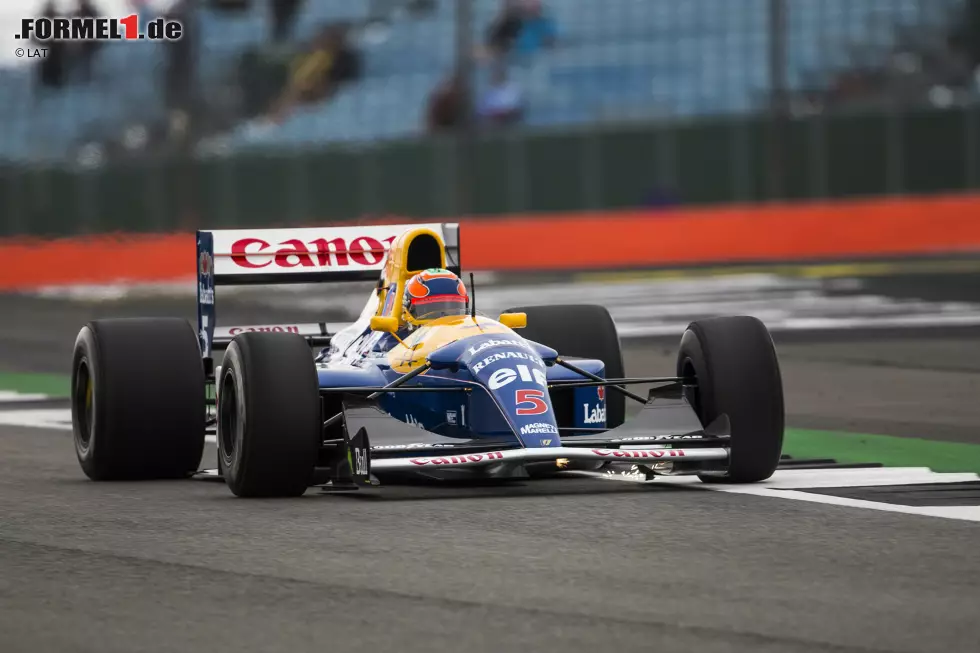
498 312 527 329
370 316 399 334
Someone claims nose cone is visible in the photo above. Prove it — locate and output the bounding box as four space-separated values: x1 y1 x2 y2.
461 336 559 447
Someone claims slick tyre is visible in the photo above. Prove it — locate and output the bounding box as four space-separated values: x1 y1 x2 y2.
71 318 206 481
507 304 626 429
217 332 320 497
676 316 784 483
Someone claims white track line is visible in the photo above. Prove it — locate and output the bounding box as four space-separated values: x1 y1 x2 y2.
0 409 72 430
0 408 217 444
574 467 980 522
723 487 980 522
0 390 50 402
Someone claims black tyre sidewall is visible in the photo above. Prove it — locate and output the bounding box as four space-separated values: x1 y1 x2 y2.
677 316 784 483
72 326 108 479
218 333 321 498
218 344 248 489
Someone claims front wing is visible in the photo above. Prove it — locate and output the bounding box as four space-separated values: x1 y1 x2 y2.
337 387 732 479
371 446 728 472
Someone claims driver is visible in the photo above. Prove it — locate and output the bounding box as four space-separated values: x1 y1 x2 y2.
402 268 469 326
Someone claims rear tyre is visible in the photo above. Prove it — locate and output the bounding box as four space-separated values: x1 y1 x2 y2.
217 332 320 497
506 304 626 429
676 316 784 483
71 318 206 481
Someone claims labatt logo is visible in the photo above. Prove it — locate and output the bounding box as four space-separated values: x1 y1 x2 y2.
583 404 606 424
198 283 215 305
466 338 531 357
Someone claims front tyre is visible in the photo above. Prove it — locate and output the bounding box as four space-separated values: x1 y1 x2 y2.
217 332 320 497
676 316 784 483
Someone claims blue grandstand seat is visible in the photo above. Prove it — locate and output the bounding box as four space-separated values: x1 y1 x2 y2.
0 0 961 161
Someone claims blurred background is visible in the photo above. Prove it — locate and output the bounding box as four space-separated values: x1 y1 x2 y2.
1 0 979 237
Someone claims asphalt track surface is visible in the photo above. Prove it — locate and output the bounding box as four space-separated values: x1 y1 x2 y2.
1 280 979 653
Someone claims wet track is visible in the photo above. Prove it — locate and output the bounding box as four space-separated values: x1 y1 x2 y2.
1 271 979 653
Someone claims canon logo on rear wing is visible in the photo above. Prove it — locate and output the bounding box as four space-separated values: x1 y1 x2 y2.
202 224 456 279
230 235 396 269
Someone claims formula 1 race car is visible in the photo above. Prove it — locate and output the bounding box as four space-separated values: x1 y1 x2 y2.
70 223 784 497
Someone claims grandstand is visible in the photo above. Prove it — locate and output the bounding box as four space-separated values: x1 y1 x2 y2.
0 0 970 164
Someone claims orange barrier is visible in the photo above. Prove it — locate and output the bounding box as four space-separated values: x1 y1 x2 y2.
0 233 194 291
2 193 980 290
463 193 980 270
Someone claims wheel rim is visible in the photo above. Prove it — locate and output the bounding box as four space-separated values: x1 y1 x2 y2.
74 357 94 451
218 369 238 461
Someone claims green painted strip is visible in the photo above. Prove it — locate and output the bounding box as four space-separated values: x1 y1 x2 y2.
784 428 980 475
0 372 70 397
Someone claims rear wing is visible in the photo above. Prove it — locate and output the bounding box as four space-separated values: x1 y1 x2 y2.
196 223 460 359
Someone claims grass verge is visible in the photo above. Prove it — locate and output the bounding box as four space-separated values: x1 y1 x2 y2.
784 428 980 474
0 372 70 397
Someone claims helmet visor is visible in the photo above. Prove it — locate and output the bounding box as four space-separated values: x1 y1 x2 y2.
410 294 468 321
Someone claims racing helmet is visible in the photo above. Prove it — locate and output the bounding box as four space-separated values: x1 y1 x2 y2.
402 268 469 324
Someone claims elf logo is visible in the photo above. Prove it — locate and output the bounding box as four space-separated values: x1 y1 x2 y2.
583 404 606 424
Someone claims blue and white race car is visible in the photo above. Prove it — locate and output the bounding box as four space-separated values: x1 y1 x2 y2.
70 223 785 497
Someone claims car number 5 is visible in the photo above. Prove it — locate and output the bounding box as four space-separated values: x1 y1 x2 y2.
515 389 548 415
